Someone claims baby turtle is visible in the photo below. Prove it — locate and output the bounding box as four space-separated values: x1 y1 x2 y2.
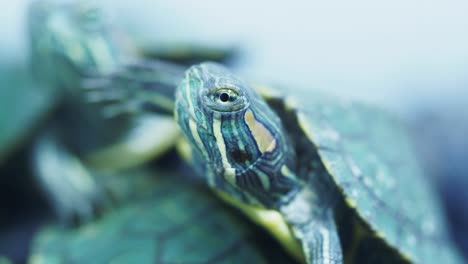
174 63 464 263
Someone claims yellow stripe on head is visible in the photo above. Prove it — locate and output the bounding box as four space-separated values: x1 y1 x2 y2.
244 110 276 153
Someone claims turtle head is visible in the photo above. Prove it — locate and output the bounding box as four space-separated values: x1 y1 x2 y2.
29 1 120 93
175 62 300 208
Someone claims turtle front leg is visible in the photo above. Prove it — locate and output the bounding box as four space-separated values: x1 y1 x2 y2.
32 128 112 225
299 216 343 264
281 192 343 264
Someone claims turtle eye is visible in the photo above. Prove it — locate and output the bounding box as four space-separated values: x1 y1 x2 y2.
214 89 238 104
204 87 248 112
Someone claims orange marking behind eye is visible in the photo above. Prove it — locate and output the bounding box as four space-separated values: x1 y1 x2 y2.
244 110 276 153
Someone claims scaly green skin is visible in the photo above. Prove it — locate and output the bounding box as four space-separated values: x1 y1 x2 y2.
174 62 464 264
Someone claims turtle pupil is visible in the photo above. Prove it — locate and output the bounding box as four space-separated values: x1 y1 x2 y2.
219 92 230 102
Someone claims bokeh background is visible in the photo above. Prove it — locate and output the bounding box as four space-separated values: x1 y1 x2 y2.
1 0 467 262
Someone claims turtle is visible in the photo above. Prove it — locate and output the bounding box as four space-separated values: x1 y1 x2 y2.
27 0 183 223
28 127 298 264
169 62 465 263
4 1 285 263
24 2 463 263
28 0 183 169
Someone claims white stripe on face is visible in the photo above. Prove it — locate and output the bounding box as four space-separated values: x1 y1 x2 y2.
212 118 236 186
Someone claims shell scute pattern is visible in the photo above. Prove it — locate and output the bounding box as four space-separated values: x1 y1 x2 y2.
30 173 295 263
286 89 461 263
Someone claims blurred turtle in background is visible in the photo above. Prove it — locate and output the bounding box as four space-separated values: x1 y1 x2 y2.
26 0 236 224
28 0 182 171
28 0 180 224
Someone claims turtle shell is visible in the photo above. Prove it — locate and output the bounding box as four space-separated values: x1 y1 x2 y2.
29 169 297 263
265 88 463 263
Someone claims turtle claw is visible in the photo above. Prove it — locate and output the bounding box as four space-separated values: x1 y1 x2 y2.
59 180 112 227
33 130 114 226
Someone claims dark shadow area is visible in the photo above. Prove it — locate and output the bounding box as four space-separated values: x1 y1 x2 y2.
0 142 52 264
411 112 468 259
